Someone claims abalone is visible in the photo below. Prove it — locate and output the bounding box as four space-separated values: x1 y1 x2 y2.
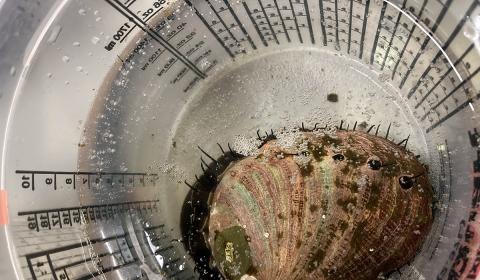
182 128 433 280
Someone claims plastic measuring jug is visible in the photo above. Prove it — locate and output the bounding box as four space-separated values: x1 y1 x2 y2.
0 0 479 279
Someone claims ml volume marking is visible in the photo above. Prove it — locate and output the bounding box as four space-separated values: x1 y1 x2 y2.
18 200 160 232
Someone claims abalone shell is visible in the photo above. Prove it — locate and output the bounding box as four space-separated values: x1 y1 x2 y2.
206 130 433 280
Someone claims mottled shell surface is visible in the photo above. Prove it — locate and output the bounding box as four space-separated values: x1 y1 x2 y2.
207 130 433 280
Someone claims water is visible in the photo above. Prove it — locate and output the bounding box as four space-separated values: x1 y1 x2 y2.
88 47 436 241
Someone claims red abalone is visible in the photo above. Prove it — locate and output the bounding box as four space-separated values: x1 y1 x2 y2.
182 128 433 280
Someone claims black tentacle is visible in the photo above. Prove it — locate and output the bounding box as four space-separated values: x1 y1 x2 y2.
375 124 381 136
367 125 376 133
385 123 391 139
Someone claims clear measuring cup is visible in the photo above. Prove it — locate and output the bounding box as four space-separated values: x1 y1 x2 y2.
0 0 479 279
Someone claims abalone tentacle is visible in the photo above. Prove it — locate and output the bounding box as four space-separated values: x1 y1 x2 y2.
207 130 433 280
180 147 245 278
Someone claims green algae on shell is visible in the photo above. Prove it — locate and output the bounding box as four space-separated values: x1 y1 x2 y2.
206 130 433 280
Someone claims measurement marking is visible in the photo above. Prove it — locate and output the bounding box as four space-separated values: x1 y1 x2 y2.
302 0 314 43
143 5 166 23
150 49 166 63
421 67 480 121
53 173 57 190
333 0 339 48
30 232 128 258
63 268 71 280
358 0 370 59
258 0 280 44
185 0 235 58
398 0 453 89
273 0 290 42
390 0 427 79
428 139 452 259
287 0 302 43
54 211 62 229
380 0 407 70
18 200 159 232
75 259 137 280
26 257 36 280
166 27 185 42
25 230 144 279
347 0 353 53
205 0 244 55
46 255 58 280
15 235 84 248
119 26 136 43
72 174 77 190
370 1 387 65
160 58 177 75
244 3 268 46
426 93 480 133
104 0 207 78
155 245 174 254
24 234 130 280
16 170 157 191
407 1 477 99
165 257 181 266
16 170 154 175
415 43 475 109
55 247 133 272
318 0 327 46
124 0 136 7
172 67 189 84
53 252 112 271
222 0 257 50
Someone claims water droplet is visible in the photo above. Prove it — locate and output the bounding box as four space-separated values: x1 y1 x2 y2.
78 9 86 15
91 36 100 44
72 41 80 47
9 66 16 76
62 56 70 63
47 25 62 44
